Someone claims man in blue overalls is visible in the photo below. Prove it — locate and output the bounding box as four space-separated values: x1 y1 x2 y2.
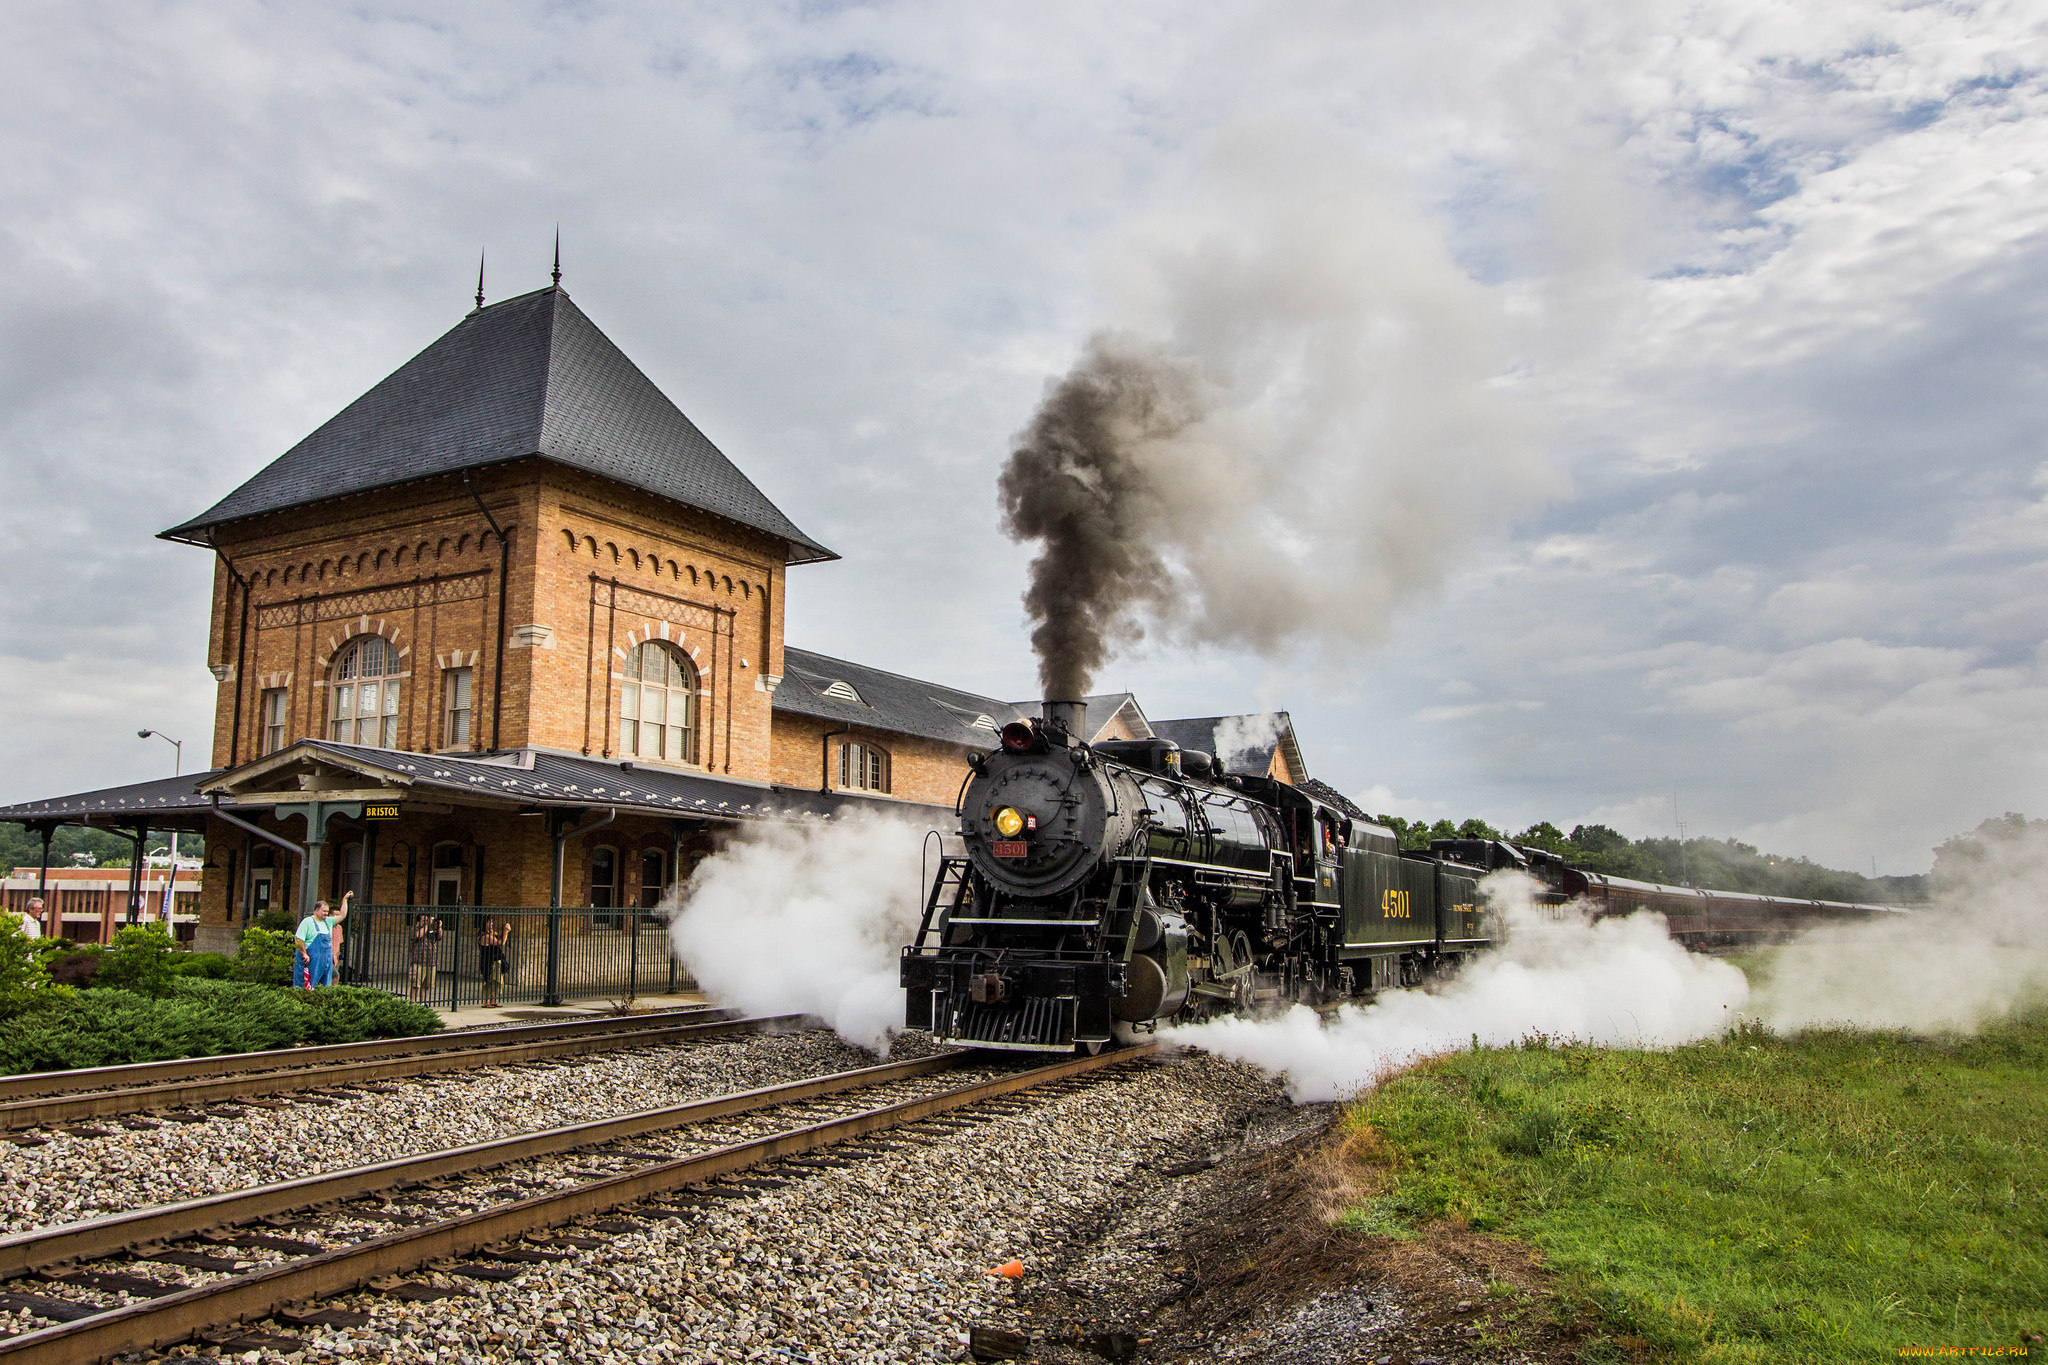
294 891 351 988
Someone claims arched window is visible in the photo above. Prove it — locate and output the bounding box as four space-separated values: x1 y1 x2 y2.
619 642 697 764
839 740 889 793
330 636 401 748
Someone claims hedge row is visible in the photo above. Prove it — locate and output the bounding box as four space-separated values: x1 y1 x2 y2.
0 978 442 1075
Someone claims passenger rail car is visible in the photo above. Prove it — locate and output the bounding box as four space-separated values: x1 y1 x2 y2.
1415 839 1908 947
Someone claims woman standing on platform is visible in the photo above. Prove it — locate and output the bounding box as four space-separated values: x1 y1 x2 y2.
478 918 511 1008
409 914 443 1003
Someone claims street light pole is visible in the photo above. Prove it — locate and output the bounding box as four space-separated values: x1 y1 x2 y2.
138 729 185 881
138 729 182 775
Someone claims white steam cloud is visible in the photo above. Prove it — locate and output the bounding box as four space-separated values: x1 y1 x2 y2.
1176 827 2048 1103
1212 713 1284 775
665 811 934 1052
1000 126 1561 699
1173 873 1750 1102
1750 818 2048 1032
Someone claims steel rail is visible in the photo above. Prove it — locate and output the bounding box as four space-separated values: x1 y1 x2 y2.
0 1005 730 1102
0 1013 806 1131
0 1044 1152 1364
0 1052 965 1279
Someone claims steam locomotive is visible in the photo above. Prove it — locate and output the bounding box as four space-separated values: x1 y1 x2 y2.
899 700 1905 1053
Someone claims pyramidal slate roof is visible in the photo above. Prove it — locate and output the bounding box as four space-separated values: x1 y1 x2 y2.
160 287 835 564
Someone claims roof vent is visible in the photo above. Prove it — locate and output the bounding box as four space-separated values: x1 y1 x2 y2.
822 679 863 704
970 714 999 732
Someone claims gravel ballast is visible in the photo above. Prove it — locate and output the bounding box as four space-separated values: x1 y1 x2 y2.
0 1029 946 1237
143 1050 1288 1365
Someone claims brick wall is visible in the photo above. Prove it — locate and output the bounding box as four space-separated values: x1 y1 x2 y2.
204 461 799 785
769 713 980 810
206 467 540 770
526 472 789 782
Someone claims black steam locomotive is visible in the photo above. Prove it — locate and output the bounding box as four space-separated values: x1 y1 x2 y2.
899 700 1906 1053
899 700 1490 1052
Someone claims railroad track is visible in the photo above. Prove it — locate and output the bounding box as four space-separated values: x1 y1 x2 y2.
0 1006 809 1132
0 1043 1152 1363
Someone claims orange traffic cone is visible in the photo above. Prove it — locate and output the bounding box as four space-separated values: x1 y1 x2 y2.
987 1259 1024 1279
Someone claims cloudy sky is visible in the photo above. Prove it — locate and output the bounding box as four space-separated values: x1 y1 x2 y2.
3 1 2044 873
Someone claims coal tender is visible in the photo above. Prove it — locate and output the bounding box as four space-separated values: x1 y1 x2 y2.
900 700 1493 1052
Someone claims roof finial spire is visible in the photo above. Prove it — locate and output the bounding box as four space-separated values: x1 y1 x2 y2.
551 226 562 288
474 249 486 312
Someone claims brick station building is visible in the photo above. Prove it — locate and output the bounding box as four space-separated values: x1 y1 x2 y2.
0 281 1324 987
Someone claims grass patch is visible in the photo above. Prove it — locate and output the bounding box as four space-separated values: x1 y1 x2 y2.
1339 1010 2047 1361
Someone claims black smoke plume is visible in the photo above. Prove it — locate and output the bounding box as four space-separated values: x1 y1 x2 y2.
997 337 1205 701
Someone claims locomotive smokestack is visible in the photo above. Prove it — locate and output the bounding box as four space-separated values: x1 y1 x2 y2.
1043 699 1088 742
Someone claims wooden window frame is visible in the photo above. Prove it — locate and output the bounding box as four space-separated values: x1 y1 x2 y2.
329 636 403 749
260 688 289 756
441 666 474 750
618 642 699 767
838 739 890 794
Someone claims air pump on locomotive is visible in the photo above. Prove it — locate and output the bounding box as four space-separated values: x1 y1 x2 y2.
900 700 1492 1052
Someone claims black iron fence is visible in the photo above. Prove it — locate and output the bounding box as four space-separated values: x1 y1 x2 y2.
337 906 688 1011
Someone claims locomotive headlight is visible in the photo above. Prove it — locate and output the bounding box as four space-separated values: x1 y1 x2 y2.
993 806 1026 838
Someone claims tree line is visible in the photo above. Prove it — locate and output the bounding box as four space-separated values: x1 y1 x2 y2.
0 824 199 872
1370 814 1934 904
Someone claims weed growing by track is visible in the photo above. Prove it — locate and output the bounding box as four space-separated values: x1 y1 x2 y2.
1338 1004 2047 1361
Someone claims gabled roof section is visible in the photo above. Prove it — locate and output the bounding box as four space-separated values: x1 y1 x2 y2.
1150 712 1306 781
161 288 834 565
1081 694 1151 743
778 648 1033 748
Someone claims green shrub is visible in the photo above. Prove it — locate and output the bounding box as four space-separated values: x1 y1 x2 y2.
0 979 442 1075
171 952 235 980
301 987 441 1043
254 909 296 934
167 978 313 1051
41 944 100 989
0 917 64 1019
93 925 178 996
231 927 296 985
